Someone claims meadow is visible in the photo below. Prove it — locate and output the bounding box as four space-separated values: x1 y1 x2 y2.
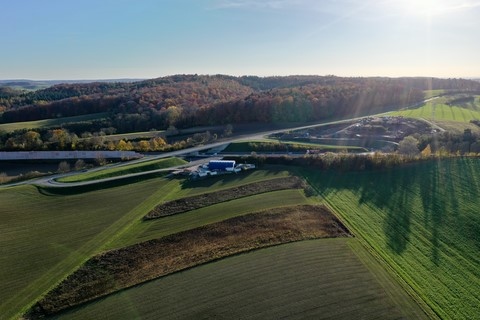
35 205 350 316
390 95 480 122
3 159 480 319
0 168 297 319
423 89 445 99
0 113 109 132
302 158 480 319
52 239 427 320
0 179 172 319
224 141 366 153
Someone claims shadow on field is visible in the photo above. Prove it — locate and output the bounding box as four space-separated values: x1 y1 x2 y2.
418 161 447 265
302 159 480 264
357 169 414 255
303 168 414 255
303 158 480 266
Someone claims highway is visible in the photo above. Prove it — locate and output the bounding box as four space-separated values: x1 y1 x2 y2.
1 96 437 189
0 116 370 188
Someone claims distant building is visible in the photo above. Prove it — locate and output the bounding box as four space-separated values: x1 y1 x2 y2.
208 160 235 171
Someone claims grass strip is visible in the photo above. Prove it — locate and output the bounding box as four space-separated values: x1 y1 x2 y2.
144 176 306 219
29 204 351 318
224 141 364 153
57 157 186 183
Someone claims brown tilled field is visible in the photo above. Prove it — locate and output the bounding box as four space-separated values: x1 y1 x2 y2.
144 176 306 219
30 205 350 318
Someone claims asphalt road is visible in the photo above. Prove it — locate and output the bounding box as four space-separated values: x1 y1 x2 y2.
1 97 437 189
3 116 368 188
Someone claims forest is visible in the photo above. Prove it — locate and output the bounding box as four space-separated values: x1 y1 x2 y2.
1 75 480 152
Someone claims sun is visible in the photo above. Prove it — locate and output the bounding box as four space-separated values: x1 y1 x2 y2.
402 0 458 16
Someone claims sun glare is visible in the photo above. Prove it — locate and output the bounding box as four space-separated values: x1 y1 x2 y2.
398 0 473 16
411 0 436 12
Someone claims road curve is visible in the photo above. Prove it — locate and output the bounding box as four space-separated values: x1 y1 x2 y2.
1 96 437 189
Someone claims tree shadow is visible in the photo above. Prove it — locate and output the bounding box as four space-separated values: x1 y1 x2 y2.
356 168 415 255
301 167 414 254
296 159 480 266
418 161 446 266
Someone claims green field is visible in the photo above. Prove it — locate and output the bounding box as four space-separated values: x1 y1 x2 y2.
302 158 480 319
53 239 427 320
57 157 187 183
0 179 178 319
0 168 296 319
0 113 109 132
390 95 480 122
109 189 309 249
3 159 480 319
224 141 365 153
423 89 445 99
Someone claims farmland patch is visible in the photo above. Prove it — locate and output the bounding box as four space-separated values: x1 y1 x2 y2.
390 94 480 122
302 158 480 319
29 205 350 318
144 176 306 219
51 239 428 320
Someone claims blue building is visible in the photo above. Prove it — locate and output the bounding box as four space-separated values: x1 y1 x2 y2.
208 160 236 171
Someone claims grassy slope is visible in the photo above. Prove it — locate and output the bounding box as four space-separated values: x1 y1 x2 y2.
0 179 181 319
390 95 480 122
110 189 309 249
423 90 445 99
0 113 109 132
224 141 365 153
53 239 427 320
57 157 187 183
302 158 480 319
107 168 297 249
0 168 295 319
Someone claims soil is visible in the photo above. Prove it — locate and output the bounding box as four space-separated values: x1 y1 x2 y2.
144 176 306 219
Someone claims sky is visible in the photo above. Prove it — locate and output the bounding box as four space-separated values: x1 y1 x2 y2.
1 0 480 79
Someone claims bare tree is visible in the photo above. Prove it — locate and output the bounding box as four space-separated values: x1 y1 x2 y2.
0 172 9 184
74 159 86 171
95 154 107 166
398 136 420 156
57 161 71 173
223 124 233 137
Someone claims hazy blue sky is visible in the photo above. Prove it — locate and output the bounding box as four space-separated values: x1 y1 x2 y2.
2 0 479 79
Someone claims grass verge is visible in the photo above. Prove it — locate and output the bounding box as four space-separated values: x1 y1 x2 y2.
57 157 186 183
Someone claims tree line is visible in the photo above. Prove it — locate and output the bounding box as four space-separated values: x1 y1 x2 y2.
2 75 480 152
3 75 480 127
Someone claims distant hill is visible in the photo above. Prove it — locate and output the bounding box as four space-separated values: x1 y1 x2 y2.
1 74 480 137
0 79 144 91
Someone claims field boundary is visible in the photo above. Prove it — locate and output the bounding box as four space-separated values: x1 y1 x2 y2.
144 176 306 219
